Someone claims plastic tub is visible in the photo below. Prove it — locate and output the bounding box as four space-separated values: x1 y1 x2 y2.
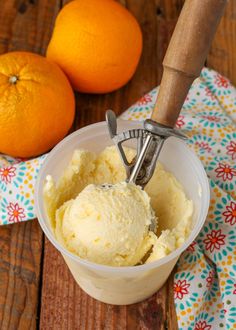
35 119 210 305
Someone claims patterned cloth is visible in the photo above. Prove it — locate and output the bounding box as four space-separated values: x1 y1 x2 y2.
0 67 235 329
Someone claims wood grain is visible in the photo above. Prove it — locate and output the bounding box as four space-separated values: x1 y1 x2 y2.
207 0 236 85
0 0 59 54
0 0 59 329
41 238 178 330
0 0 235 329
0 222 42 329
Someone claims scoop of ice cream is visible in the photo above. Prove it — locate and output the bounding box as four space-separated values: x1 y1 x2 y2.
55 181 157 266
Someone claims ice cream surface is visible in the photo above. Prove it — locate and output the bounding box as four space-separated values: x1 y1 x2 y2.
55 182 156 266
44 146 193 266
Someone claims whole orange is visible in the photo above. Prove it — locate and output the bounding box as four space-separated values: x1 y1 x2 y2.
46 0 143 93
0 52 75 158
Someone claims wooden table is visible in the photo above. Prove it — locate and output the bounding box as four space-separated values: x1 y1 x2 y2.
0 1 235 329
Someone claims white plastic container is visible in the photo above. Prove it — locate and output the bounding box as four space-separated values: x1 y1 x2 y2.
35 120 210 305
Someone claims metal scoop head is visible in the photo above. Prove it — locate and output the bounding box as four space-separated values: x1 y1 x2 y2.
106 110 187 189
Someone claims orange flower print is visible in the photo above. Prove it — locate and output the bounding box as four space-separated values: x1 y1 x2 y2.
215 163 236 181
0 166 16 184
201 115 220 123
194 320 211 330
205 87 215 100
203 229 226 253
7 202 26 223
215 73 229 88
226 141 236 160
137 94 152 106
173 279 190 299
195 141 212 152
175 115 185 129
206 269 215 289
223 201 236 226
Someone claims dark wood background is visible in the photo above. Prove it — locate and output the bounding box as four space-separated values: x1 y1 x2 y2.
0 1 235 329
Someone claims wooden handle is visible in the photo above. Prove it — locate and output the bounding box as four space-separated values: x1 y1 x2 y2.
152 0 227 127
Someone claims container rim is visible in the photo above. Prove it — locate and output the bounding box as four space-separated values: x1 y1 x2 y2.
35 120 210 274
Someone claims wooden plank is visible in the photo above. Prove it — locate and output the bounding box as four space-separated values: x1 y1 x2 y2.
41 239 178 330
40 1 182 329
0 0 60 329
0 222 42 329
207 0 236 84
41 238 128 330
0 0 60 54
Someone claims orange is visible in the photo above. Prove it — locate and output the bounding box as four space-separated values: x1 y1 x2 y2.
0 52 75 158
46 0 142 93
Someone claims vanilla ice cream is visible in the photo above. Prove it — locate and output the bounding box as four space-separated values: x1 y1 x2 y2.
44 146 193 266
55 182 156 266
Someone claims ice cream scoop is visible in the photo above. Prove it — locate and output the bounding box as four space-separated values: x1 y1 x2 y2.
106 0 227 188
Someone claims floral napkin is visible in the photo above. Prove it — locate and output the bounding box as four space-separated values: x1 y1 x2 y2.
0 67 236 329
